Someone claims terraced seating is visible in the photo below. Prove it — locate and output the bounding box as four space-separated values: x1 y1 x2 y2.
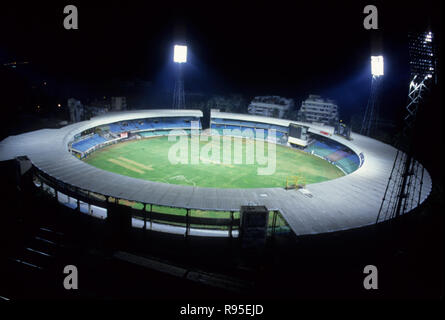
139 131 169 137
211 124 225 130
223 125 242 131
136 122 153 130
107 118 201 133
153 122 188 129
306 141 336 158
335 154 360 174
211 126 271 141
211 118 288 133
109 123 123 133
241 121 270 130
72 134 107 152
304 140 360 173
268 124 288 133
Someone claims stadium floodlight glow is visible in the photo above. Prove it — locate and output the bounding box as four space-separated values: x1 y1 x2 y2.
174 45 187 63
371 55 384 76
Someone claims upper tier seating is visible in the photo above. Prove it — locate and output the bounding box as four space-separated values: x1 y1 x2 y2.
109 117 201 134
211 118 288 133
210 125 288 145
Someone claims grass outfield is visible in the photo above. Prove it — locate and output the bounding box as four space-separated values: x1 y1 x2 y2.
84 135 344 189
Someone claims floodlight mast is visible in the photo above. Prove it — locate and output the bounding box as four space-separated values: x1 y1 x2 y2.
376 31 436 222
361 55 384 136
173 45 187 109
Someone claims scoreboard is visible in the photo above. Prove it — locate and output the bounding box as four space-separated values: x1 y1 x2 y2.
288 124 309 147
289 125 302 138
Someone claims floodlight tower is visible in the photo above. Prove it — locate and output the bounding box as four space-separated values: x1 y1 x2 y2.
172 44 187 109
376 31 436 222
360 55 384 136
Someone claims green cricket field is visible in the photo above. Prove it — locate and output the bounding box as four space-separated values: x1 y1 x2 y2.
84 135 344 189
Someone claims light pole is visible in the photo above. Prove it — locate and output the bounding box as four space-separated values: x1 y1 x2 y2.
173 44 187 109
377 31 436 221
361 55 384 137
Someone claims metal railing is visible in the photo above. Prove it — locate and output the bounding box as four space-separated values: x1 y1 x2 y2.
33 168 291 238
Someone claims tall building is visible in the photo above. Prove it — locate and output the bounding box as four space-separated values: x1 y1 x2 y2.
207 94 246 113
67 96 127 122
247 96 294 118
67 98 84 123
110 97 127 111
298 94 339 125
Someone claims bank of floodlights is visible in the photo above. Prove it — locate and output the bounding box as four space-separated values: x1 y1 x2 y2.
377 30 437 222
174 45 187 63
371 55 384 77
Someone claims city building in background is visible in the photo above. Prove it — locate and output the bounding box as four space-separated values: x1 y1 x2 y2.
207 94 247 113
297 94 339 125
247 96 294 118
67 98 84 123
110 97 127 111
68 96 127 122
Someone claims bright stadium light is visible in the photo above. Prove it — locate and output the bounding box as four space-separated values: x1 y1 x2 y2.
371 55 384 76
174 45 187 63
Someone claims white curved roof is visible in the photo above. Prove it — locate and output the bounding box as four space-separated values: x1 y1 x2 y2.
0 109 432 236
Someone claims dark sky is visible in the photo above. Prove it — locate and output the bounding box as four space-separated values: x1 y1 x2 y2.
0 1 441 117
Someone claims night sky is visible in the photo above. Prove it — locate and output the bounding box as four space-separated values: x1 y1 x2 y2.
0 1 441 120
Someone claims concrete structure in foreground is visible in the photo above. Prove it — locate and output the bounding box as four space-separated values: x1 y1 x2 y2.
0 109 432 236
